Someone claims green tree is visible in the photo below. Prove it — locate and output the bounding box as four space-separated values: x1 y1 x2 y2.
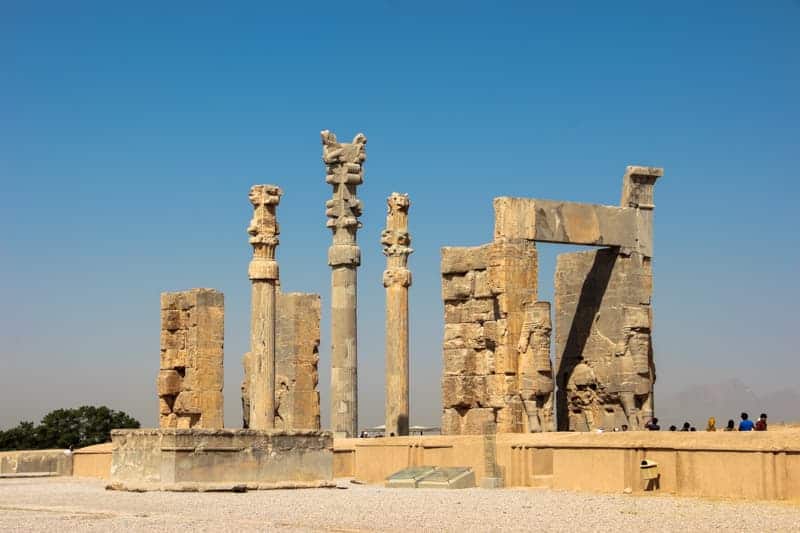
0 406 139 451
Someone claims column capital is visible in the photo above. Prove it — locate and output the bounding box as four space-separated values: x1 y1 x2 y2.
248 184 282 280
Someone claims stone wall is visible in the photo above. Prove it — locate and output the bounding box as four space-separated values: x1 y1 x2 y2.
554 249 654 431
158 288 224 429
110 428 333 491
440 240 540 434
333 432 800 502
242 291 321 430
0 449 73 476
275 292 321 431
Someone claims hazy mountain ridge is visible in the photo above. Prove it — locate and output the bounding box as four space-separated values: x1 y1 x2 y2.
656 379 800 428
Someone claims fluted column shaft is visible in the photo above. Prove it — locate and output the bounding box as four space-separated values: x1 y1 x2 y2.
247 184 282 430
382 193 412 436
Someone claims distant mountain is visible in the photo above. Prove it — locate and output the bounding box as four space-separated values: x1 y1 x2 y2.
656 379 798 428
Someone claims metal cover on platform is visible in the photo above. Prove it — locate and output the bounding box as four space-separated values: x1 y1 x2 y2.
385 466 436 488
417 467 476 489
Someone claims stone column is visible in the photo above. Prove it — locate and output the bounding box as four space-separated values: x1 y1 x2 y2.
381 193 413 436
322 130 366 437
247 184 282 430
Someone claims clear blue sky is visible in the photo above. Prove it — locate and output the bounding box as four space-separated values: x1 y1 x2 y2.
1 1 798 429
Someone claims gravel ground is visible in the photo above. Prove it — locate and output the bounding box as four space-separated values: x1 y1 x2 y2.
1 477 799 532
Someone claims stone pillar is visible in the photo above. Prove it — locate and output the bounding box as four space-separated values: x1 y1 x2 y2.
275 292 322 431
381 193 413 436
322 130 366 437
158 288 224 429
246 184 282 430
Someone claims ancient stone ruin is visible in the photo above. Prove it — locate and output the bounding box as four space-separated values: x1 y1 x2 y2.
273 292 321 431
158 288 224 429
323 130 366 438
244 184 282 430
241 186 322 431
382 192 413 436
112 182 329 492
441 165 662 433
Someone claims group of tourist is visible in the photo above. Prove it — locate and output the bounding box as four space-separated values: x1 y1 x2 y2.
644 412 768 432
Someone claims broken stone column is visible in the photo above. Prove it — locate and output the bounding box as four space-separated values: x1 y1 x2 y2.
517 301 554 432
158 288 224 429
322 130 366 438
381 193 413 437
246 184 282 430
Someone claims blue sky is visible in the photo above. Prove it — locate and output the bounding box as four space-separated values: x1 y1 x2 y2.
1 1 798 429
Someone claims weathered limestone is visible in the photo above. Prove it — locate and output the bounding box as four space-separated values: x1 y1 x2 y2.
275 292 322 431
382 193 413 436
246 184 282 430
323 130 366 438
555 249 654 430
493 167 663 257
442 165 662 433
440 240 538 434
552 166 662 431
110 428 333 491
158 288 224 429
517 301 554 432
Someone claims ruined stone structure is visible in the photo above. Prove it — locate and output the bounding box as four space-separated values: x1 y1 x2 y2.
242 292 322 430
158 288 224 429
274 292 322 431
245 184 282 430
323 130 366 437
381 193 413 436
517 301 554 433
440 240 539 434
441 165 662 433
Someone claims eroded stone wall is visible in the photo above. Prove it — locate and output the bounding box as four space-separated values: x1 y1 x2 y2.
554 249 654 431
158 288 224 429
242 291 321 430
275 292 321 431
440 240 541 434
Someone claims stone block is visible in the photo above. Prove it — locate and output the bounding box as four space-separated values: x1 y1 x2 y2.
442 375 486 408
462 408 496 434
441 245 490 275
493 198 652 256
486 374 516 408
442 272 474 301
157 370 182 396
109 429 333 491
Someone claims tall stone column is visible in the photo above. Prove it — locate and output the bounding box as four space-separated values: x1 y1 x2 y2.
322 130 366 437
247 184 282 430
381 193 412 436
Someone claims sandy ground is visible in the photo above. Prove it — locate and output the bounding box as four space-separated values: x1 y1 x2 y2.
1 477 799 532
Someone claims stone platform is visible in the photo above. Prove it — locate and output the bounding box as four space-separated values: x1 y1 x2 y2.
109 428 333 492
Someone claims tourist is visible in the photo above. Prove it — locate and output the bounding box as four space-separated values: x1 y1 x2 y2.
681 422 691 431
724 419 736 431
621 424 629 432
755 413 768 431
706 417 716 431
738 412 755 431
690 427 696 431
669 425 677 431
645 417 660 430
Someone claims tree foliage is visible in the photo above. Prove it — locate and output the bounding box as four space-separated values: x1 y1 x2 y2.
0 406 140 451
